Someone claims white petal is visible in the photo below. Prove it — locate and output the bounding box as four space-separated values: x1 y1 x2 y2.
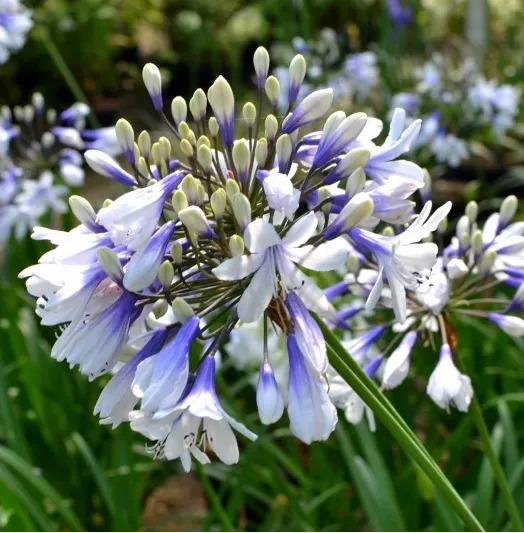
282 212 318 248
365 266 384 312
284 240 348 271
212 253 265 280
237 257 276 323
244 218 281 253
204 419 239 465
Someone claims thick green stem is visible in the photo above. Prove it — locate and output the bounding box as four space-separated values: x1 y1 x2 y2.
315 316 484 532
456 354 524 531
35 27 100 128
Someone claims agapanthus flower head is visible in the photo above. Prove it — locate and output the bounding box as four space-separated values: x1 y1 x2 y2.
20 46 458 469
0 0 32 64
0 96 118 244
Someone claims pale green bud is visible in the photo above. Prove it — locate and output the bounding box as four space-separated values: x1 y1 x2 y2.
347 254 360 276
460 231 470 250
211 189 227 218
178 206 213 237
181 174 199 205
158 260 175 291
480 250 497 275
255 138 268 167
265 114 278 141
225 179 240 201
47 108 57 124
242 102 257 127
382 226 395 237
96 246 123 282
172 189 188 214
41 132 54 149
197 144 213 172
345 168 366 197
317 187 332 215
170 242 183 264
178 121 190 139
133 143 141 166
103 199 113 208
142 63 163 109
151 142 162 167
288 55 307 101
159 136 172 160
456 215 469 239
147 178 158 186
471 229 483 256
208 117 219 137
276 134 292 169
232 139 250 176
152 299 169 319
189 88 207 121
187 130 196 147
172 297 195 323
171 96 187 125
336 148 371 180
253 46 270 88
69 196 96 228
197 135 211 149
232 193 251 230
465 201 478 223
438 217 448 234
138 130 151 158
500 195 518 226
115 118 135 156
229 235 245 257
180 139 194 157
137 156 149 178
23 105 34 123
265 76 280 107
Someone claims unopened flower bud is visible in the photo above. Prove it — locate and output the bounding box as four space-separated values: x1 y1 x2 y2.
471 230 483 257
197 135 210 149
197 144 213 172
47 108 57 124
24 105 34 123
347 254 360 276
157 137 171 160
142 63 163 110
187 130 196 147
211 189 227 219
171 96 187 126
196 184 206 205
152 299 169 319
265 76 280 108
41 132 54 149
253 46 270 88
180 174 198 205
189 88 207 121
446 258 468 279
345 167 366 197
488 313 524 337
158 260 175 291
138 130 151 158
255 138 268 167
232 139 250 182
500 195 518 227
225 179 240 201
324 193 374 240
282 88 334 134
208 117 219 137
170 242 183 264
178 121 190 140
456 215 469 239
317 187 332 215
381 226 395 237
137 156 149 178
151 142 161 167
438 217 448 234
208 76 235 146
265 114 278 141
69 195 97 229
256 361 284 425
96 246 123 283
115 118 135 162
147 178 158 186
479 250 496 275
465 201 478 223
242 102 257 128
32 92 44 113
172 297 195 323
288 54 307 105
229 235 245 257
460 232 470 250
172 189 188 214
178 206 215 238
276 134 292 172
232 193 251 231
326 148 370 185
180 139 194 157
103 199 113 208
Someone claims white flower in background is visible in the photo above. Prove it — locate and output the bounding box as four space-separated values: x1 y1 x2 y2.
0 0 33 64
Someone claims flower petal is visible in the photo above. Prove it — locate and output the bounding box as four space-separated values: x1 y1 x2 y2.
212 253 265 281
244 218 281 253
282 212 318 248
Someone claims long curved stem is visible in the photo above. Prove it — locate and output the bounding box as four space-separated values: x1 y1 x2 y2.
315 316 484 532
455 352 524 532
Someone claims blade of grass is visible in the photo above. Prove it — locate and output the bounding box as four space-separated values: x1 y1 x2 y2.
0 445 84 531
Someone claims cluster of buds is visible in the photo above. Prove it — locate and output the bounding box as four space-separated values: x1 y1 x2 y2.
0 95 117 243
21 46 463 471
